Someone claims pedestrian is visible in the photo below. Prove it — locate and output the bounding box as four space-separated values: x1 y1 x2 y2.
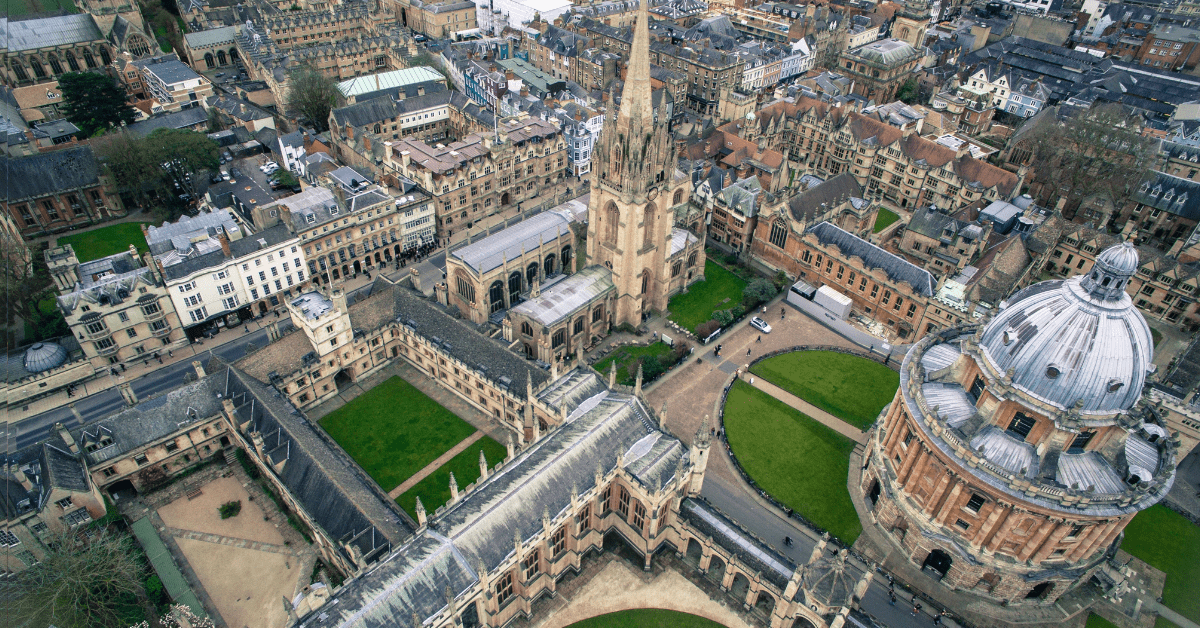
933 615 942 626
912 602 922 617
747 347 752 356
888 591 897 606
757 335 761 343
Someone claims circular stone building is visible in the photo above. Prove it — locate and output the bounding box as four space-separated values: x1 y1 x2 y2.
859 242 1179 605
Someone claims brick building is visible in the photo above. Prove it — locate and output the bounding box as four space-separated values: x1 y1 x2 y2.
1 147 121 239
838 39 922 103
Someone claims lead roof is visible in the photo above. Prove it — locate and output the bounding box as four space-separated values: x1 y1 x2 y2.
808 222 936 297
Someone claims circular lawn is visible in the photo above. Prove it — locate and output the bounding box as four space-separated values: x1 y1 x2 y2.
565 609 729 628
749 350 899 429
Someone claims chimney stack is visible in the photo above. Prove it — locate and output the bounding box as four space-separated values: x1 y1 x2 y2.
56 422 79 454
218 228 232 257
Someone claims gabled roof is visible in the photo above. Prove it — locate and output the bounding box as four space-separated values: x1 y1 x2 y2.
297 374 684 627
788 173 863 222
0 146 101 202
808 222 936 296
0 14 103 52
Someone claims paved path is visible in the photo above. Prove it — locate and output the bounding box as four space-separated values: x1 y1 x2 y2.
744 376 868 444
1147 600 1200 628
165 527 301 557
388 430 485 499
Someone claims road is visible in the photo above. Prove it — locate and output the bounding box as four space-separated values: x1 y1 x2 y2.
3 323 288 456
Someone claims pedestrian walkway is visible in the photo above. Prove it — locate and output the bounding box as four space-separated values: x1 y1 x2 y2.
388 430 485 499
744 375 868 444
165 527 301 557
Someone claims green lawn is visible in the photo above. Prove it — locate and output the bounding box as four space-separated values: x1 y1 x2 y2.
1119 504 1200 625
873 208 900 233
723 380 861 543
565 609 727 628
2 0 77 16
395 437 507 519
1151 327 1163 348
56 223 151 263
1086 615 1121 628
320 377 479 492
750 351 898 429
593 342 674 386
668 260 748 333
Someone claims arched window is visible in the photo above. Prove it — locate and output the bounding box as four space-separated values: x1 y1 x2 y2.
604 201 619 245
641 269 651 295
561 245 572 271
769 219 788 248
544 253 556 277
47 54 63 75
83 49 96 69
229 48 239 61
687 251 697 267
127 36 151 58
455 273 475 303
217 49 227 65
508 271 522 299
65 52 79 72
673 189 683 205
30 58 46 79
99 47 112 65
526 262 539 287
521 321 533 336
643 202 656 249
489 280 505 313
12 63 28 81
204 53 215 69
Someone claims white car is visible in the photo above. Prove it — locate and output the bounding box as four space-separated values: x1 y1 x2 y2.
260 162 279 174
749 316 772 333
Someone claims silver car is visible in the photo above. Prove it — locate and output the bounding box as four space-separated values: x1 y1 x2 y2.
750 316 772 333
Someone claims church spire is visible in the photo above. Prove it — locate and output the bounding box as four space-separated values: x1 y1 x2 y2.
616 0 653 130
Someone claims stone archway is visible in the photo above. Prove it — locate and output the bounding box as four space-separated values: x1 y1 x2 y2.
1025 581 1054 601
707 555 726 584
730 573 751 601
868 478 881 507
753 591 775 617
922 549 952 579
685 538 703 566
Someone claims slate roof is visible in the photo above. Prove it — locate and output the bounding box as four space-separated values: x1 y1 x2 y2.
680 498 796 589
808 222 936 296
225 368 410 561
1132 171 1200 221
0 147 101 202
390 282 552 391
0 14 104 52
788 173 864 222
75 375 227 465
126 107 209 137
42 443 89 492
183 25 237 48
297 379 684 628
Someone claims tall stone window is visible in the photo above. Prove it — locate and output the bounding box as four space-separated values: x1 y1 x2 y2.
604 202 620 245
769 219 788 248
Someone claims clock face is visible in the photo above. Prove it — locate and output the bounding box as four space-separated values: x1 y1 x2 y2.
647 187 660 200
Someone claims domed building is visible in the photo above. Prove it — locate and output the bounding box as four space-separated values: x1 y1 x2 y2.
859 242 1179 605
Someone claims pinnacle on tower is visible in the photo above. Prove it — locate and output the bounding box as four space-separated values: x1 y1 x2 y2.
616 0 653 129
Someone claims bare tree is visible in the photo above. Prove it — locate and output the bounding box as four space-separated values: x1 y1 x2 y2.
1024 103 1158 218
285 64 343 132
9 530 146 628
2 231 59 341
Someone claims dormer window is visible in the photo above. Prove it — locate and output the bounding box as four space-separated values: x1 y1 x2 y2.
1045 365 1060 379
306 214 316 224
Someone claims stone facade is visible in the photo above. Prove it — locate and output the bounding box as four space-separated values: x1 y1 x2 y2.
858 245 1178 607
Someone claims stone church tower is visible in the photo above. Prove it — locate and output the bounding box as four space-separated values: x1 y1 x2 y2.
892 0 931 49
586 0 692 327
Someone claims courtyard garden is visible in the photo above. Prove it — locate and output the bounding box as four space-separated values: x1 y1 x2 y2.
1119 504 1200 627
750 351 899 430
873 208 900 233
565 609 728 628
593 341 690 386
395 437 507 520
320 377 479 491
668 260 748 334
723 380 861 543
56 222 151 263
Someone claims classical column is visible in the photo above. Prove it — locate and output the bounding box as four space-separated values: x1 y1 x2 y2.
896 441 923 485
903 447 934 491
1032 522 1073 563
972 503 1006 550
1018 519 1059 563
883 412 907 452
984 508 1020 554
1095 519 1126 554
934 479 964 526
1066 522 1106 563
922 472 953 517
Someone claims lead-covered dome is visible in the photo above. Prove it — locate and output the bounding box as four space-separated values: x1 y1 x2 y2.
978 242 1153 416
24 342 68 373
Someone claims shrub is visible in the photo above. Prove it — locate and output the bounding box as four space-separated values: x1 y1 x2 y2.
713 309 734 326
772 271 791 291
145 574 163 598
696 320 720 339
218 500 242 519
642 356 664 381
670 341 691 364
730 304 746 321
724 253 739 266
743 278 778 309
236 448 261 479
